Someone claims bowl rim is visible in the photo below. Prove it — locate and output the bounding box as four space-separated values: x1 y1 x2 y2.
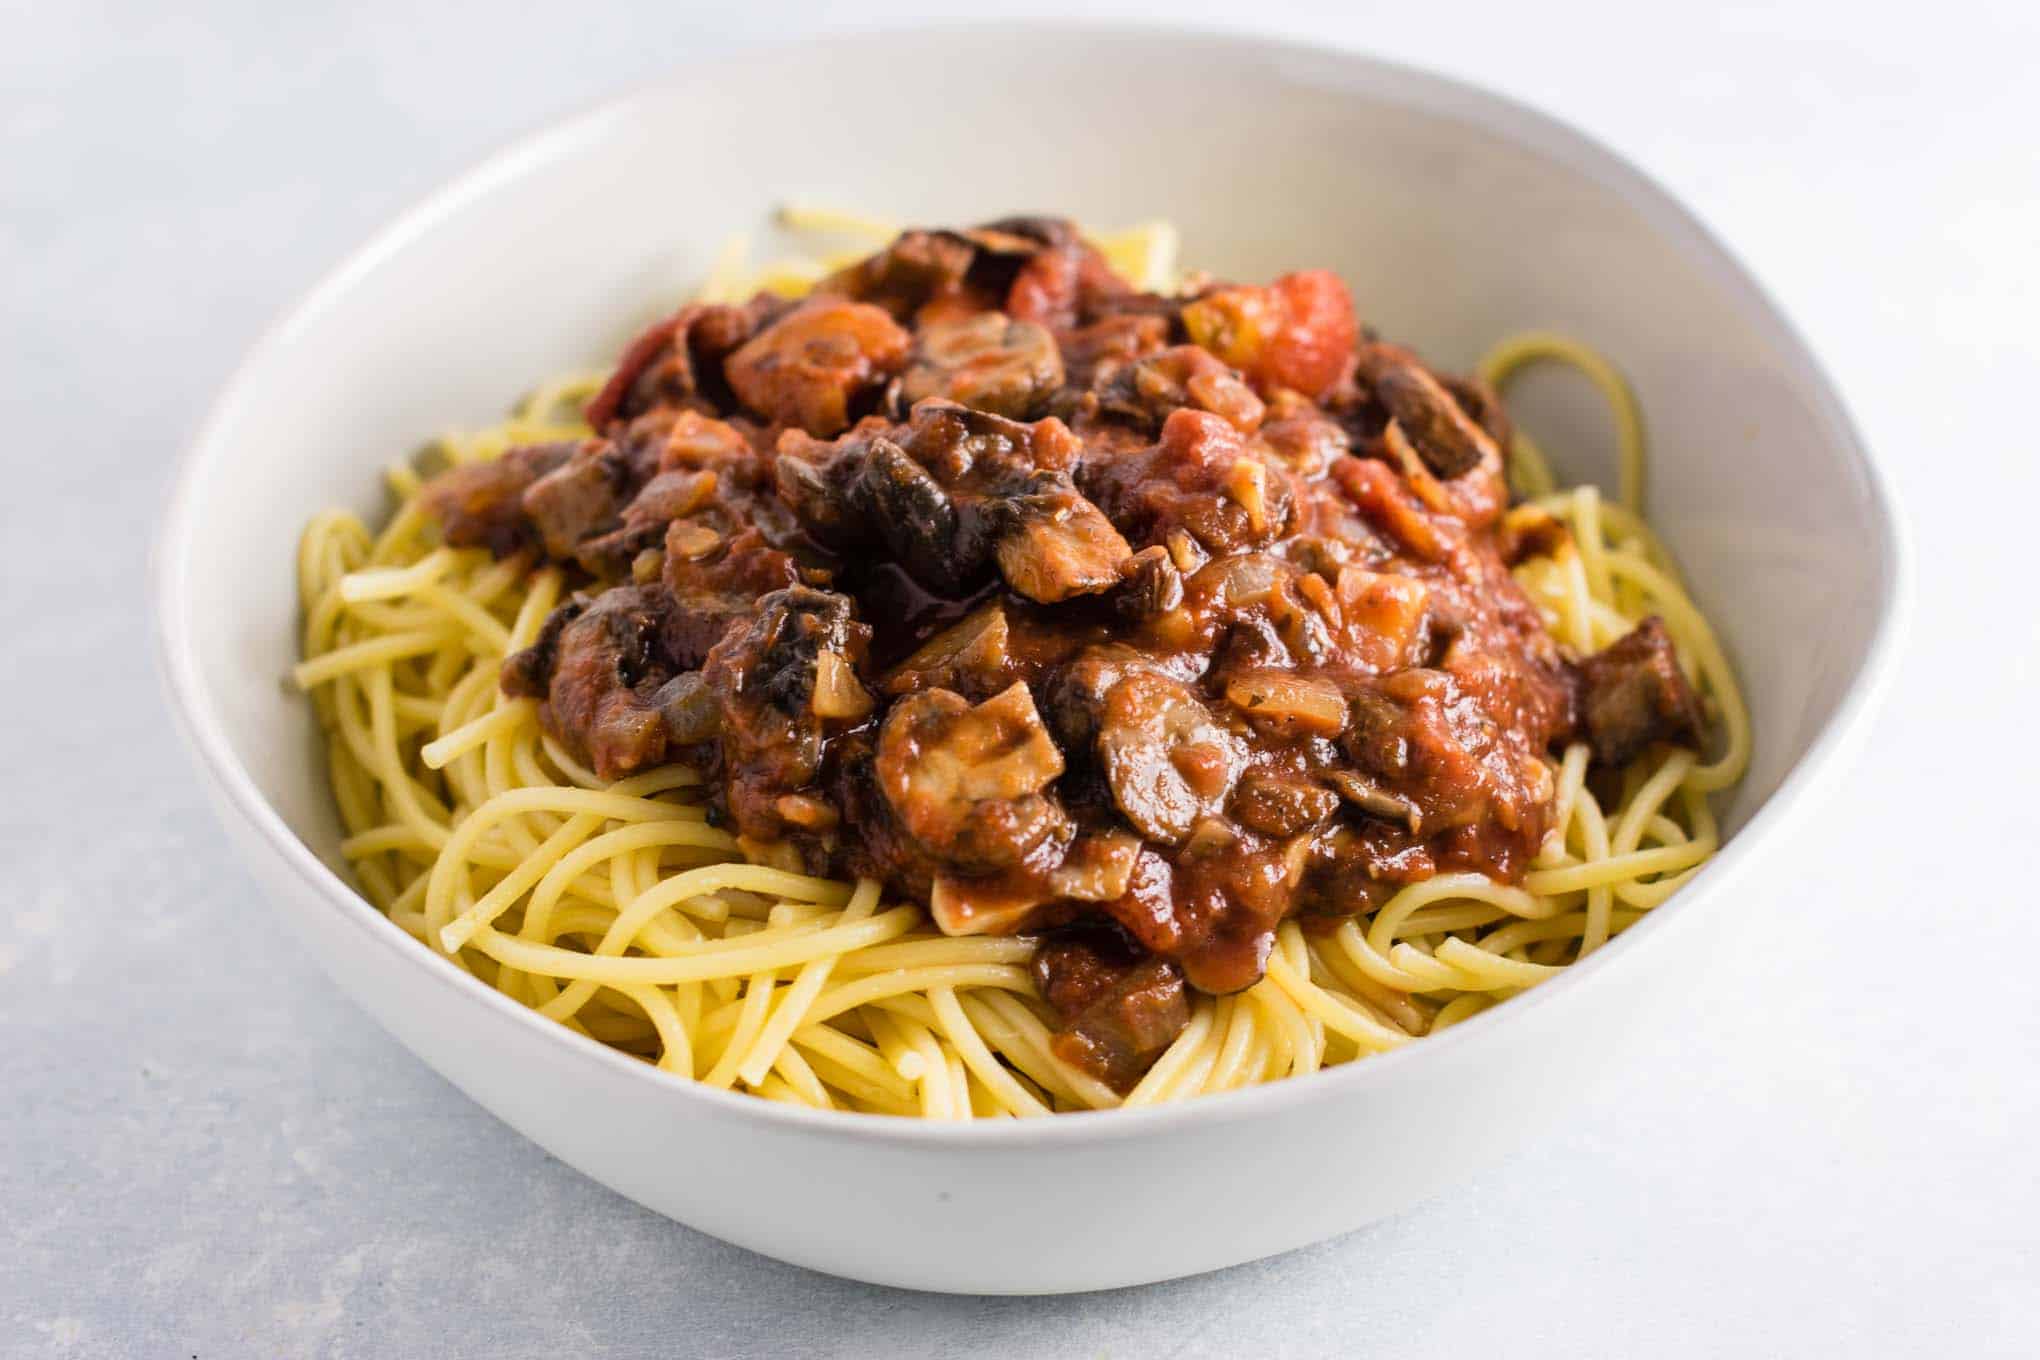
151 17 1912 1148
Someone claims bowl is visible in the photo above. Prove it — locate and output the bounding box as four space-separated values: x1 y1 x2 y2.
153 22 1906 1294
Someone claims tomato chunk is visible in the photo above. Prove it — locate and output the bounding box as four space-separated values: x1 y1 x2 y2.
1183 269 1357 401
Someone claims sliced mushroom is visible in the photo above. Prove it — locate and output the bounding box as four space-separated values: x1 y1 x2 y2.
700 585 870 852
1114 545 1184 621
725 297 911 436
509 586 690 782
815 229 976 318
991 473 1132 604
1443 374 1513 452
1047 830 1143 903
1095 670 1245 844
875 681 1070 874
1577 616 1705 767
883 603 1012 697
1222 670 1349 737
1322 768 1423 835
928 874 1053 937
852 438 970 595
1095 344 1265 435
899 312 1064 418
1357 342 1499 480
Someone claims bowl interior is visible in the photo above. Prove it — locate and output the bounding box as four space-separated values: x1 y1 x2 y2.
165 25 1897 978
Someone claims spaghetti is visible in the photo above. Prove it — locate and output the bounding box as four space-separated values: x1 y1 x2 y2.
294 218 1748 1118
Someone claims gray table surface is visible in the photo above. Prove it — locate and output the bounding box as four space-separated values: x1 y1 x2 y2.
6 1 2037 1355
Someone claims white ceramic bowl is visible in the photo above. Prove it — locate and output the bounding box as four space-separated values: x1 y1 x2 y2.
154 23 1906 1294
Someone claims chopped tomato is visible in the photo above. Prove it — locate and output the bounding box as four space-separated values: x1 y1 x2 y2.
1183 269 1357 400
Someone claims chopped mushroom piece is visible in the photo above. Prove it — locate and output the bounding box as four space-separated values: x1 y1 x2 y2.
420 443 573 557
1114 544 1184 620
1321 768 1422 834
816 229 976 318
1094 344 1265 434
883 604 1014 697
725 297 912 435
1093 670 1246 844
700 585 871 863
1033 933 1192 1093
1577 616 1705 767
991 473 1132 603
1357 342 1500 481
503 586 690 781
899 312 1064 418
876 681 1070 874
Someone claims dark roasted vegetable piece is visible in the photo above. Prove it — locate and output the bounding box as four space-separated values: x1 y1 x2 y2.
584 296 783 430
1093 344 1264 435
503 586 690 781
419 443 574 557
776 400 1127 603
1114 545 1184 621
1577 616 1704 767
699 586 871 860
882 603 1013 698
816 229 977 318
1356 342 1500 480
1034 931 1191 1093
851 438 968 595
989 470 1132 604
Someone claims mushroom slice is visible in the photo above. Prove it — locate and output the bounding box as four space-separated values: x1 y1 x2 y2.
1096 671 1245 844
883 603 1012 697
1357 342 1499 480
1047 831 1142 903
992 474 1132 604
1222 670 1349 737
1323 768 1423 835
899 312 1064 418
1096 344 1266 434
876 681 1069 873
725 297 911 436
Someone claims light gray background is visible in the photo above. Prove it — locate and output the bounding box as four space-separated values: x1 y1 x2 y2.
5 1 2036 1355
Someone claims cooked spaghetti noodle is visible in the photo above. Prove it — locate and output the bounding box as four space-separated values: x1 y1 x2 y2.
294 218 1748 1118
